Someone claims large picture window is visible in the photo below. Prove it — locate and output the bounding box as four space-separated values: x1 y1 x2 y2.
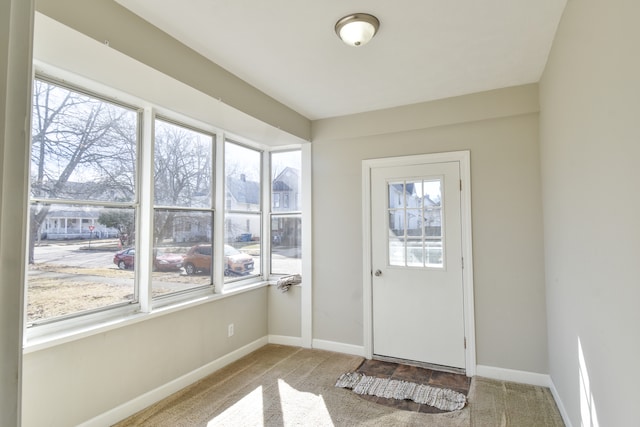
27 78 139 325
24 75 307 333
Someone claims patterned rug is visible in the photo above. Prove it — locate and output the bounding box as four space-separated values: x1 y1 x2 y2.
335 372 467 412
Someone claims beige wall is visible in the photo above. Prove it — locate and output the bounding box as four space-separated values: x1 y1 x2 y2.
539 0 640 425
312 85 549 373
268 285 302 339
22 288 268 427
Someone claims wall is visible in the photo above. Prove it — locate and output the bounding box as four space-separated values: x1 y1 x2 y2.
22 288 268 426
268 285 302 341
539 0 640 425
0 1 33 426
312 85 549 374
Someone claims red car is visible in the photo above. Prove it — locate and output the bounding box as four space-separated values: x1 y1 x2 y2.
113 248 183 271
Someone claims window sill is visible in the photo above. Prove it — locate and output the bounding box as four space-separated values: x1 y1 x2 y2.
23 280 269 354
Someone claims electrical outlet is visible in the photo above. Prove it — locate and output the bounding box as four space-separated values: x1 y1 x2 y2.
228 323 234 337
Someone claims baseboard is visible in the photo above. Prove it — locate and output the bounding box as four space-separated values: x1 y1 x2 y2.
78 336 269 427
312 339 365 357
268 334 303 347
475 365 551 388
549 378 573 427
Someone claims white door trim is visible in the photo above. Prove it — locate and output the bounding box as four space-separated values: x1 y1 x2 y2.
362 151 476 375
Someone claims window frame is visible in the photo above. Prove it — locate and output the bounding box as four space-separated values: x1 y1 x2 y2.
149 115 217 307
222 138 264 288
269 149 303 277
23 69 309 345
26 76 143 328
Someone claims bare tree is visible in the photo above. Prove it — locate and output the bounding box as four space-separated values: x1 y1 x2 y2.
28 79 137 263
153 120 213 244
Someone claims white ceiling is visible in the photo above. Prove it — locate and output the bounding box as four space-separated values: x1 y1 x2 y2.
115 0 566 120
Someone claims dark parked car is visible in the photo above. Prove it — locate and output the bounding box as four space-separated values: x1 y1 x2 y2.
183 244 254 276
113 248 135 270
113 248 183 271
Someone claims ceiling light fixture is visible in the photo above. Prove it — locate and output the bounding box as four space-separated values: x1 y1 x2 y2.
335 13 380 47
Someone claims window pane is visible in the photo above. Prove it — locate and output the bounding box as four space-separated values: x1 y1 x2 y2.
426 239 443 267
271 216 301 275
152 209 213 296
407 238 424 267
423 179 442 238
406 208 423 236
388 182 405 208
224 213 260 281
27 204 135 324
225 142 261 212
271 151 301 213
389 237 405 267
31 79 137 203
386 178 443 269
154 120 213 208
424 179 443 268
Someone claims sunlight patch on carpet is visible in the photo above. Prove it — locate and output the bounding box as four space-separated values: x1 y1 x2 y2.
207 386 263 426
278 379 333 425
336 372 467 411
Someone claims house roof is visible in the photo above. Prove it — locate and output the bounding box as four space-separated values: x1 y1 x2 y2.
226 176 260 205
273 167 299 192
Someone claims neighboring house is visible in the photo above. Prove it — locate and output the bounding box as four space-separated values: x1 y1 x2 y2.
40 206 119 240
271 167 301 247
34 180 130 240
225 174 261 242
170 212 212 244
388 183 442 237
272 167 300 212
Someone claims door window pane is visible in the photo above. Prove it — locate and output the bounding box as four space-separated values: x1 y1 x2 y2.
386 178 443 268
388 182 405 208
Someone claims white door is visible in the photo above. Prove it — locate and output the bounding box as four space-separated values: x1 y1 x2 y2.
371 161 465 369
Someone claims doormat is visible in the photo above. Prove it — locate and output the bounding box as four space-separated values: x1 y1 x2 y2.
335 372 467 411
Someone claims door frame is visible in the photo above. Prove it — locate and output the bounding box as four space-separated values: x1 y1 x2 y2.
362 151 476 375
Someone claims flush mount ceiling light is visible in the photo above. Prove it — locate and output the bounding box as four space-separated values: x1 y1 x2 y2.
335 13 380 47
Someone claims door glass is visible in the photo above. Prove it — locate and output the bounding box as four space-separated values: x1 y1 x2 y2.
387 178 443 268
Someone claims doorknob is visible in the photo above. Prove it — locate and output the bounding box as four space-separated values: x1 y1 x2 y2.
374 269 382 277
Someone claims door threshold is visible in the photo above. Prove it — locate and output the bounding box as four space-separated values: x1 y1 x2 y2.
373 354 466 376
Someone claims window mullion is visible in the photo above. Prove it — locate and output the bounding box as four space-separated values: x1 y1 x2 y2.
262 151 271 279
214 132 225 293
137 107 155 312
301 143 312 348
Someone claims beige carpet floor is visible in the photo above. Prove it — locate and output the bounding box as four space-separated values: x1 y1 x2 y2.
114 344 564 427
